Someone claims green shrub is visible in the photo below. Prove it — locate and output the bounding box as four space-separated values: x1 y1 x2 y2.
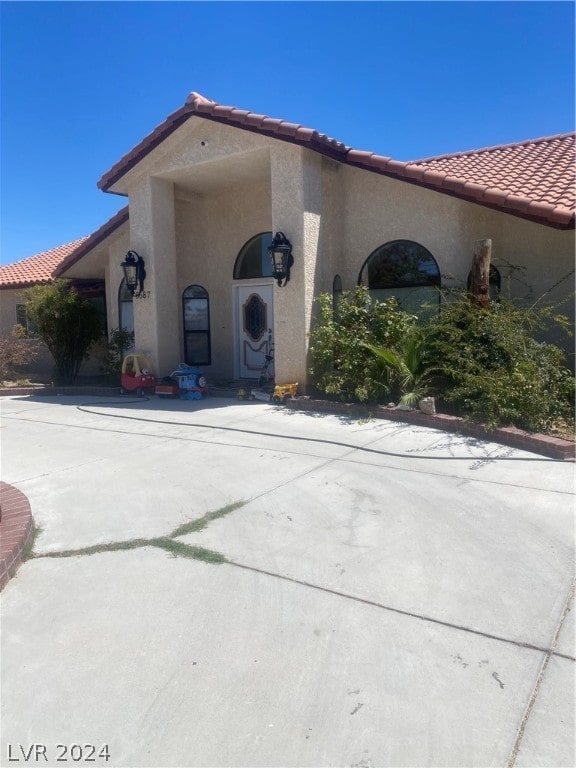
308 286 417 402
24 280 103 385
99 327 135 377
363 328 431 406
424 297 574 431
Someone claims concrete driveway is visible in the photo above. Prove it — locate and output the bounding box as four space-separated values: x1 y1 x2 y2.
1 395 574 768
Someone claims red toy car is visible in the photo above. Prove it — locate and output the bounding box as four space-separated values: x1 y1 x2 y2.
120 354 156 396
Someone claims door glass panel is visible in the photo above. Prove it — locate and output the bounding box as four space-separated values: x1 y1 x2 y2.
243 294 267 341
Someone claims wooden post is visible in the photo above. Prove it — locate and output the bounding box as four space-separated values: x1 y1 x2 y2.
470 239 492 309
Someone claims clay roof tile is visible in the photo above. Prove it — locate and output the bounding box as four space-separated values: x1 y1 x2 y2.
261 117 283 132
276 121 302 137
0 238 88 288
347 150 375 165
243 112 266 128
294 126 315 142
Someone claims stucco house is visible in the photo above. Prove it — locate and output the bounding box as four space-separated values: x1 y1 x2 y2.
3 91 575 385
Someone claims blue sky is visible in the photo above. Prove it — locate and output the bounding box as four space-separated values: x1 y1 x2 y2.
1 1 574 265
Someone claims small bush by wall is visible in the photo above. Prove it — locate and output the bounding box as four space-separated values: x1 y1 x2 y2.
424 297 575 432
308 286 416 402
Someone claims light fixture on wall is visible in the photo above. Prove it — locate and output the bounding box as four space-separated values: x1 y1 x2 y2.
121 251 146 297
267 232 294 287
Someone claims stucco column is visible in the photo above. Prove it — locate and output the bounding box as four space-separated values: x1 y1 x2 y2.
270 146 322 388
128 177 180 374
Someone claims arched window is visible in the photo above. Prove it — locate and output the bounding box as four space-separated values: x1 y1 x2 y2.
332 274 343 319
234 232 273 279
118 279 134 334
358 239 441 314
467 264 501 301
183 285 211 365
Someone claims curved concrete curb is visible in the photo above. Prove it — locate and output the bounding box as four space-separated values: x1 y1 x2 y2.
286 399 575 461
0 482 34 590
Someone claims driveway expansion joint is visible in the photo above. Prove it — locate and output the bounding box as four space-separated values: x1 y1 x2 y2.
227 559 574 661
505 582 576 767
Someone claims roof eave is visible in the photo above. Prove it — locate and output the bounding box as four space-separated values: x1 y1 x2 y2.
0 278 53 291
54 206 130 276
98 106 193 193
97 105 350 194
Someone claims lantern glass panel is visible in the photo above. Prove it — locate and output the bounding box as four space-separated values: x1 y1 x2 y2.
270 251 286 273
123 264 138 288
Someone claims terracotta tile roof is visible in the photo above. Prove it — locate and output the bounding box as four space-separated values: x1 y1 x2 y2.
0 238 88 288
408 134 576 228
1 206 129 289
98 92 575 230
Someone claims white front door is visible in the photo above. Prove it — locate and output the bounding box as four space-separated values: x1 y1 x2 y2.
236 284 274 379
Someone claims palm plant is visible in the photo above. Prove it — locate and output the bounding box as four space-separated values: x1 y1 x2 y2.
364 330 431 406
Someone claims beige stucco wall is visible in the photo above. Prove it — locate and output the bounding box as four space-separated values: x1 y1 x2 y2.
340 165 574 299
0 288 24 335
174 180 272 378
0 288 53 377
112 118 279 378
268 144 332 386
126 177 180 374
121 128 341 385
337 166 574 359
109 118 276 199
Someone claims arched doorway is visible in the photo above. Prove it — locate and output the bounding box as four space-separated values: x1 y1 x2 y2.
233 232 274 379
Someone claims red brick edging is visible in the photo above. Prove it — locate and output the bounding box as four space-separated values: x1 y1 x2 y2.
286 399 575 461
0 482 34 590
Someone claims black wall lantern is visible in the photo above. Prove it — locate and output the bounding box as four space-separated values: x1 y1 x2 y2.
121 251 146 297
267 232 294 287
